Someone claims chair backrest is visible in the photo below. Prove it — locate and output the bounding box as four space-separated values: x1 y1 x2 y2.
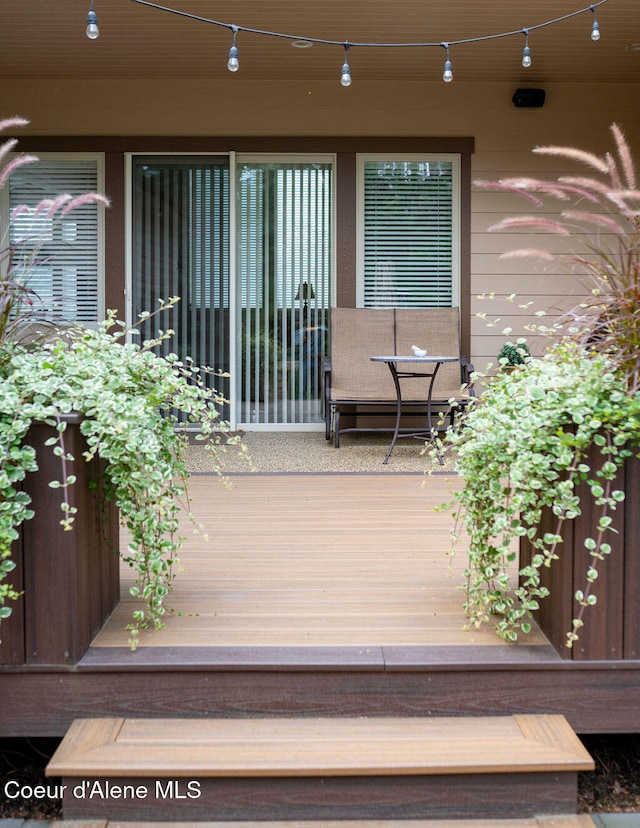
330 306 465 402
330 308 397 401
394 307 463 399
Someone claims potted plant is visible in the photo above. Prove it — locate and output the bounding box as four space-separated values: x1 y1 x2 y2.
443 123 640 659
0 117 246 661
497 339 531 368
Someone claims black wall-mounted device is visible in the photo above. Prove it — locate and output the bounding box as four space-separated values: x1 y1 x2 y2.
512 88 546 108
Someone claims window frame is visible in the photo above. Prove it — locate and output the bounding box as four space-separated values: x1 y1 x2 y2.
355 153 461 309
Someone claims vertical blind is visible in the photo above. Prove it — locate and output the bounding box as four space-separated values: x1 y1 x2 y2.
9 160 101 322
236 161 332 425
362 159 455 308
132 158 231 420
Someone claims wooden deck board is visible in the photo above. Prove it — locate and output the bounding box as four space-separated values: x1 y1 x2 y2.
103 820 597 828
91 473 547 649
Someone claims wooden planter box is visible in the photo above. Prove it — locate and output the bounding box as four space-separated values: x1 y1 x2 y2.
520 445 640 660
0 416 120 666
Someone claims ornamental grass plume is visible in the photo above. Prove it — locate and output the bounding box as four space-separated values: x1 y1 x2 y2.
476 122 640 393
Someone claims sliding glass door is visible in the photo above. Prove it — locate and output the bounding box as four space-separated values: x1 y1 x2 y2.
132 157 231 420
236 159 332 426
131 155 332 428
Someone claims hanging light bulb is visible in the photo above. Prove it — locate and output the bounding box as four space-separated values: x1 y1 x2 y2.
521 29 532 67
341 44 352 87
227 26 239 72
590 6 601 41
442 43 453 82
86 0 99 39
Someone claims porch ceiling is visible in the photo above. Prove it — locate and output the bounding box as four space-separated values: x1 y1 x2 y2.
2 0 639 85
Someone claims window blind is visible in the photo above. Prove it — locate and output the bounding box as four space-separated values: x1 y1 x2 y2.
362 160 454 308
236 161 332 426
9 160 100 322
132 158 231 421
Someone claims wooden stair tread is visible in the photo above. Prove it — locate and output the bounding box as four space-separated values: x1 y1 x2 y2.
47 714 594 778
54 817 598 827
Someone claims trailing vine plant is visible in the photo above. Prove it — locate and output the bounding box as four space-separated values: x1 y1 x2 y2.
0 118 246 649
443 123 640 647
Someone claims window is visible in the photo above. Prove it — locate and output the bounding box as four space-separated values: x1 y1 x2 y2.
357 156 459 308
7 156 104 323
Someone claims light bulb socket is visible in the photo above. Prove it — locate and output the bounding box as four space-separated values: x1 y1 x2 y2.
86 8 99 39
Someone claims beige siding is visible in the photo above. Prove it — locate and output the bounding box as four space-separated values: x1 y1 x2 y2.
1 78 638 373
470 85 640 373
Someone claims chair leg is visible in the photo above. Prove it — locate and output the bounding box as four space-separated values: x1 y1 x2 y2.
325 402 332 440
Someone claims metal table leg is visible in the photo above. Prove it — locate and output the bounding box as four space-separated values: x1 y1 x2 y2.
382 360 443 465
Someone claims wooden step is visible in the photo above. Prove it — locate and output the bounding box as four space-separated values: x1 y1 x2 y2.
46 715 594 822
53 819 599 828
53 818 600 828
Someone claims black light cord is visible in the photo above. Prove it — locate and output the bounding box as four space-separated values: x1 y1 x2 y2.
121 0 608 81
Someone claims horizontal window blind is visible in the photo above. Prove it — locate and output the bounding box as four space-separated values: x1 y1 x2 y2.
9 160 100 322
362 160 454 308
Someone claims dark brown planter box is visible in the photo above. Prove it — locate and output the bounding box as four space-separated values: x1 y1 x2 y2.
0 415 120 666
520 444 640 661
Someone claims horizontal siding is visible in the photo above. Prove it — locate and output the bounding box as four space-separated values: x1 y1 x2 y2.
1 78 638 373
470 86 640 366
2 80 639 137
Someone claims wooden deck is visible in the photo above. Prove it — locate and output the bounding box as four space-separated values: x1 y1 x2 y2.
3 471 640 737
93 472 547 650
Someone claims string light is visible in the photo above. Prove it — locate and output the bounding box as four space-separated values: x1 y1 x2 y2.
341 43 352 87
86 0 99 39
521 29 532 68
227 26 239 72
441 43 453 83
590 5 601 41
128 0 606 85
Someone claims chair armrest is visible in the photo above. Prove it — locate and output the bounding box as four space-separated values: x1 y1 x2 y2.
323 355 332 395
461 357 476 396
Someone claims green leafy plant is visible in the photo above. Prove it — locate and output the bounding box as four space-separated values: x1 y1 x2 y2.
443 123 640 647
445 341 637 643
0 118 247 648
497 339 531 367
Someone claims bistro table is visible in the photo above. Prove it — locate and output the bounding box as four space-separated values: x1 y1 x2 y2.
370 355 459 464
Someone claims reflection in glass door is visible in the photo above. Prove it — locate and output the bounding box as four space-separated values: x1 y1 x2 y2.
236 159 332 427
